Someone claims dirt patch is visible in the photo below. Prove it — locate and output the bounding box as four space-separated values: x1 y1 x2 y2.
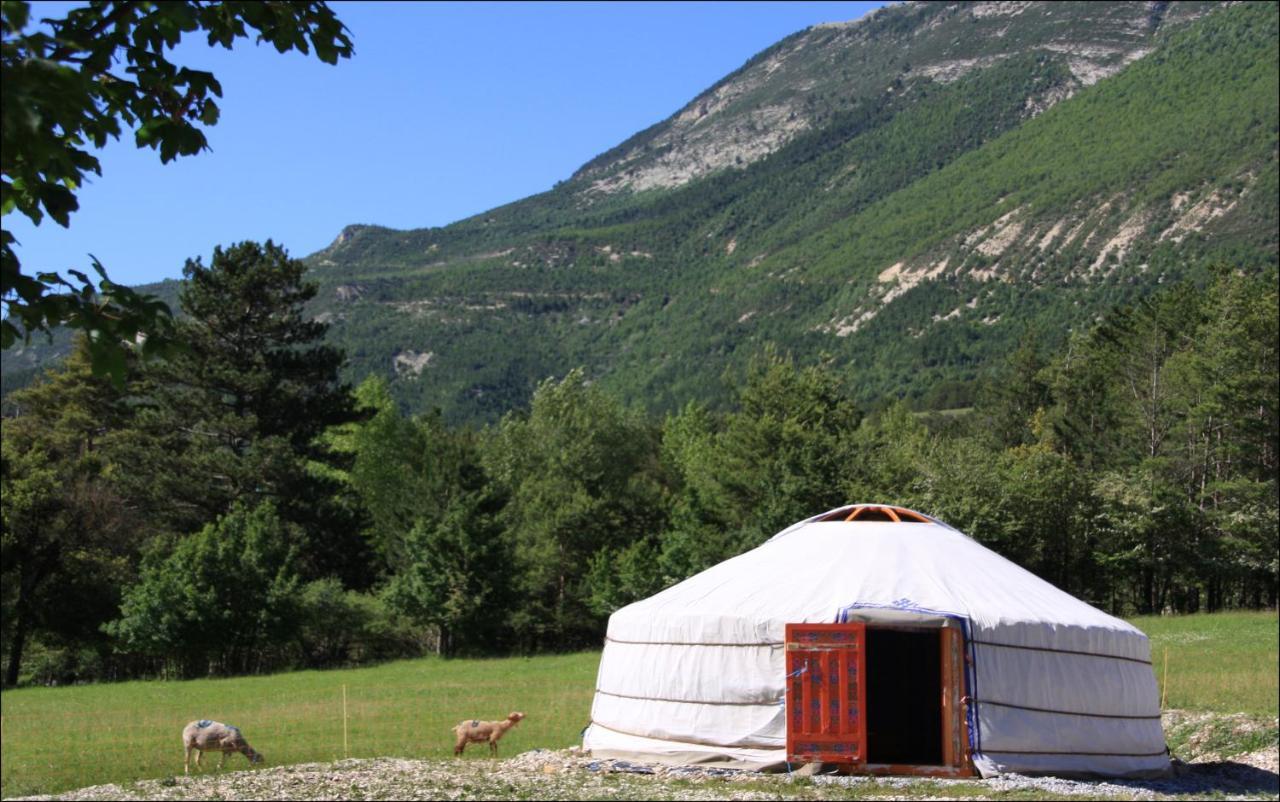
1090 210 1148 273
1163 710 1279 764
392 350 434 377
1159 189 1241 243
974 213 1025 258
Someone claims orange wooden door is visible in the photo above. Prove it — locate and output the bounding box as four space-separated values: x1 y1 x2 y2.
785 622 868 765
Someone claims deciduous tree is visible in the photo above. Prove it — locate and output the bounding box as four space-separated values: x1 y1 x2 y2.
483 369 665 650
106 501 302 677
1 1 352 377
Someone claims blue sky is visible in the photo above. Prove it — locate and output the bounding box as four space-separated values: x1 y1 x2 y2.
9 1 885 287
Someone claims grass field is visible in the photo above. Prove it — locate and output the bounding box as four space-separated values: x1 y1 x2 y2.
1 611 1276 798
1134 610 1279 717
0 652 599 798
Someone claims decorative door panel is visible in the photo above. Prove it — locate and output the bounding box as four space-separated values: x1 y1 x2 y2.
785 622 867 765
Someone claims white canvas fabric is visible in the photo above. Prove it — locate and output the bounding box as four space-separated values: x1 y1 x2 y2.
583 505 1169 778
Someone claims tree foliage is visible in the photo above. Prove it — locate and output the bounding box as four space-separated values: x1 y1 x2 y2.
383 489 511 657
106 501 302 677
2 256 1275 683
116 240 370 585
0 0 352 377
483 369 665 650
0 338 141 685
659 350 863 578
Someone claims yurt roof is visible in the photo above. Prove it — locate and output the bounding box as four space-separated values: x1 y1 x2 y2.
608 503 1146 659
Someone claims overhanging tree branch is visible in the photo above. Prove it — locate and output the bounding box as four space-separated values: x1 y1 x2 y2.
1 1 353 382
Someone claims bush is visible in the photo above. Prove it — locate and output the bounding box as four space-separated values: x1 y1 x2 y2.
105 502 302 677
18 641 106 686
294 579 427 668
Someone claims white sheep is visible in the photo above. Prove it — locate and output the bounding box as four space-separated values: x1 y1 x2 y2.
182 720 263 773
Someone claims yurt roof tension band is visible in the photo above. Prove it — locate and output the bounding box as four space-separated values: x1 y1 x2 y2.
606 636 782 648
976 699 1161 720
595 688 782 707
589 720 779 751
970 639 1152 666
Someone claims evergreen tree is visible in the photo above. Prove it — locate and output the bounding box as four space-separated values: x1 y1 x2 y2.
661 350 863 573
0 338 141 685
844 402 933 505
342 377 468 576
115 241 371 586
1046 328 1125 469
383 488 511 656
1162 269 1279 609
980 328 1052 449
654 401 741 581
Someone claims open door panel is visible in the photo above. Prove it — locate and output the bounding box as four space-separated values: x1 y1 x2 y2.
785 623 867 766
785 622 974 777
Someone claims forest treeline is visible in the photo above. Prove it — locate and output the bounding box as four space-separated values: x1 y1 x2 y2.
1 242 1275 685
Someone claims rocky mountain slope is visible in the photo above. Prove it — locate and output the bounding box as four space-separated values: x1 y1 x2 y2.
6 1 1276 422
574 1 1210 195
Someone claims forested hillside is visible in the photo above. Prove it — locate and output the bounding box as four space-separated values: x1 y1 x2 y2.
301 0 1275 422
1 1 1276 687
4 2 1274 422
3 261 1275 683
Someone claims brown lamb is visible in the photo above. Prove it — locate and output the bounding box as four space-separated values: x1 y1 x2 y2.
452 711 525 757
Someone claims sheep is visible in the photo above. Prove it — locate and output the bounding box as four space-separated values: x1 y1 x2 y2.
182 720 263 774
452 711 525 757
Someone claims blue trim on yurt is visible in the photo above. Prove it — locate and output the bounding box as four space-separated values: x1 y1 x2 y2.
835 601 982 761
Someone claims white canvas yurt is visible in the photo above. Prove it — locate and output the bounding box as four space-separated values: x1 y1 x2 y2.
583 504 1169 778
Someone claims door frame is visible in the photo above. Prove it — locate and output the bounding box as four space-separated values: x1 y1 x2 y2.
785 621 974 777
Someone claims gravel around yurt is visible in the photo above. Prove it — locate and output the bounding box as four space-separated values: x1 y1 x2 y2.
8 740 1277 801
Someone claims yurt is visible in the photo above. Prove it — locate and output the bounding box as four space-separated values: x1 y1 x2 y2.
583 504 1169 778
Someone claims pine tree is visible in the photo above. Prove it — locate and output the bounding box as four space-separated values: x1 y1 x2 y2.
1 338 141 685
115 241 372 586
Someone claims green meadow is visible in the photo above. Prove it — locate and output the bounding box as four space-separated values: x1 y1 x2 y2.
1134 610 1279 717
0 652 599 798
2 612 1276 798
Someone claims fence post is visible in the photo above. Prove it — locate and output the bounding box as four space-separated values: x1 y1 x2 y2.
1160 648 1168 710
343 684 349 759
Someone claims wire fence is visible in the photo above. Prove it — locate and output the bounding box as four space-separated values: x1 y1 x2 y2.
1 652 599 797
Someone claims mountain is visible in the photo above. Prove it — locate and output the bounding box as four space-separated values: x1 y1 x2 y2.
6 1 1277 421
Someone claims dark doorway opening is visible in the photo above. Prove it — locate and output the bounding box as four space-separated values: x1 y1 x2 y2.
866 628 942 765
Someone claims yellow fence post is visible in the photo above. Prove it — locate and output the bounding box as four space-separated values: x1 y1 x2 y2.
1160 647 1169 710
